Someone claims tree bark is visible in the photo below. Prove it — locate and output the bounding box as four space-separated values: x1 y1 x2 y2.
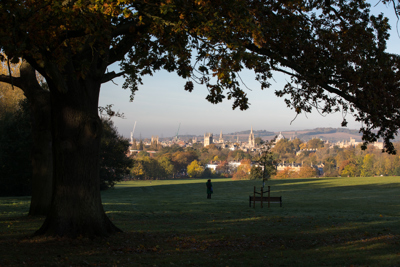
28 90 53 216
35 75 121 237
12 61 53 216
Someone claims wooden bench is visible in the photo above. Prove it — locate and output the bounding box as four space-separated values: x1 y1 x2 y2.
249 186 282 208
249 196 282 207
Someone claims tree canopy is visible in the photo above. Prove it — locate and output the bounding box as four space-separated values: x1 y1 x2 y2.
1 1 399 153
186 0 400 153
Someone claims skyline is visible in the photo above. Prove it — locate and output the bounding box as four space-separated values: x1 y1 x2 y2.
99 70 365 139
99 2 399 139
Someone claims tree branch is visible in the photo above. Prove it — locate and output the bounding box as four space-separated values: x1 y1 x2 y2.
0 74 23 89
111 21 141 38
101 71 126 84
245 43 357 104
107 24 149 66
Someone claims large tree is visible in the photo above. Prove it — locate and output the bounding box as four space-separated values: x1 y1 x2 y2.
0 0 399 238
0 59 53 216
0 1 192 237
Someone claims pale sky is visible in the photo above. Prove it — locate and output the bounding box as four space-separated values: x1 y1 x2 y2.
99 2 399 139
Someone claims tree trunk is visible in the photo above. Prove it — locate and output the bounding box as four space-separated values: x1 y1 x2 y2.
18 61 53 216
35 76 121 237
28 90 53 216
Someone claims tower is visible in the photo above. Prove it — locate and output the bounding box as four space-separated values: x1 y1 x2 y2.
248 126 255 148
151 135 159 145
219 130 224 143
204 133 213 147
276 132 285 142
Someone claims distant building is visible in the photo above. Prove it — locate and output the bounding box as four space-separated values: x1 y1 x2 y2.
206 162 219 171
296 148 317 156
248 127 255 148
333 137 360 149
276 132 286 142
372 141 384 150
204 132 213 147
176 140 186 147
316 163 325 176
218 131 224 143
228 161 242 169
151 135 159 145
230 144 238 151
277 161 301 172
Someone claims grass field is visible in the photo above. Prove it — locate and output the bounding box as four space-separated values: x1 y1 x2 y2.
1 177 400 266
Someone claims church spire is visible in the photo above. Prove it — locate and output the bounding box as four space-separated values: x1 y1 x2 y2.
249 126 255 148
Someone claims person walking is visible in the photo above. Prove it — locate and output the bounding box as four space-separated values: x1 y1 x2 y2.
206 179 213 199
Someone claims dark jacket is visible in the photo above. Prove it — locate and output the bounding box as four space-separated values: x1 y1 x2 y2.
206 181 213 194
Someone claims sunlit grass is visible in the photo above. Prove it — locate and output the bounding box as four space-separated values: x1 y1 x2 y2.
1 176 400 266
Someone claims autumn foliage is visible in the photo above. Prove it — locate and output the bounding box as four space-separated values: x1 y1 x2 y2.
232 159 252 180
274 166 317 179
0 56 24 116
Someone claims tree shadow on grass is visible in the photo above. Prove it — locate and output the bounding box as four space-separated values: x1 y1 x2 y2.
103 178 400 220
1 178 400 266
2 209 398 266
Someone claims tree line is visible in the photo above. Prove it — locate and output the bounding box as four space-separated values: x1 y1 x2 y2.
129 137 400 180
129 143 248 179
271 138 400 178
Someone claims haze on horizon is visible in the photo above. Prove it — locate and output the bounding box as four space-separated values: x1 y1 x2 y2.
100 70 364 139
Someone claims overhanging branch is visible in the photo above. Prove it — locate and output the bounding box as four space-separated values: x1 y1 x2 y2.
0 74 23 89
108 24 150 66
245 43 357 104
101 71 126 84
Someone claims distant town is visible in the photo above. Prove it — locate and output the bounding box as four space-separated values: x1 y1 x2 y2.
129 127 385 154
127 127 395 179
